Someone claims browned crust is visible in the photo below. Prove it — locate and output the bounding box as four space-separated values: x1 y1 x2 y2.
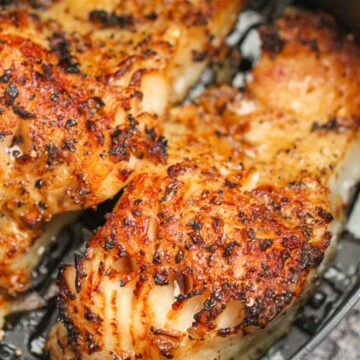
58 167 333 357
53 9 360 359
0 0 243 294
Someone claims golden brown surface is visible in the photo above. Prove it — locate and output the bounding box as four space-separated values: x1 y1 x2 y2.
249 8 360 121
0 0 243 294
48 9 360 360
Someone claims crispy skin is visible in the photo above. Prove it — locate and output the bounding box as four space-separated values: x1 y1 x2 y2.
0 0 243 294
47 10 360 360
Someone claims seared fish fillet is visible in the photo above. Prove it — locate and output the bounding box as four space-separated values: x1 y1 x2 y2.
0 0 243 295
47 9 360 360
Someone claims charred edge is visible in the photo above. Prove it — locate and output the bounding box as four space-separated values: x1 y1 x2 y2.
57 267 82 358
300 243 324 270
154 269 169 286
84 306 103 324
74 253 87 293
311 118 338 132
12 104 35 119
174 289 204 305
316 207 334 223
89 10 134 30
50 32 80 74
192 49 208 62
160 180 180 203
150 327 181 339
261 25 285 58
149 135 168 162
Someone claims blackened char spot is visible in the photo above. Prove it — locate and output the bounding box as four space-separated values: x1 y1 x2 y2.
85 333 101 354
150 327 180 338
103 235 116 250
217 327 231 337
160 180 180 203
45 143 61 165
50 33 80 74
261 25 285 57
311 118 338 132
92 96 105 108
89 10 134 30
193 10 208 26
154 269 169 286
309 38 319 52
108 144 130 161
63 138 76 152
84 306 103 324
11 134 23 146
175 249 184 263
175 289 203 303
0 69 11 83
189 231 204 245
5 82 19 103
224 179 237 189
167 163 187 177
65 118 77 128
243 299 265 327
223 241 240 257
300 243 324 270
153 251 162 264
187 219 203 231
316 207 334 223
248 228 256 239
150 136 168 161
41 63 53 79
193 290 224 326
12 104 36 119
212 217 222 232
145 11 158 21
35 179 44 189
74 254 87 293
260 238 272 251
145 127 156 141
192 49 208 62
38 201 47 210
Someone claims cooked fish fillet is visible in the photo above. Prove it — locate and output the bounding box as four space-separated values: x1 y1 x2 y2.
46 9 360 360
0 0 243 295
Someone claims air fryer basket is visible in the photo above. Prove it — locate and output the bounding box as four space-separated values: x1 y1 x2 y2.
0 1 359 359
